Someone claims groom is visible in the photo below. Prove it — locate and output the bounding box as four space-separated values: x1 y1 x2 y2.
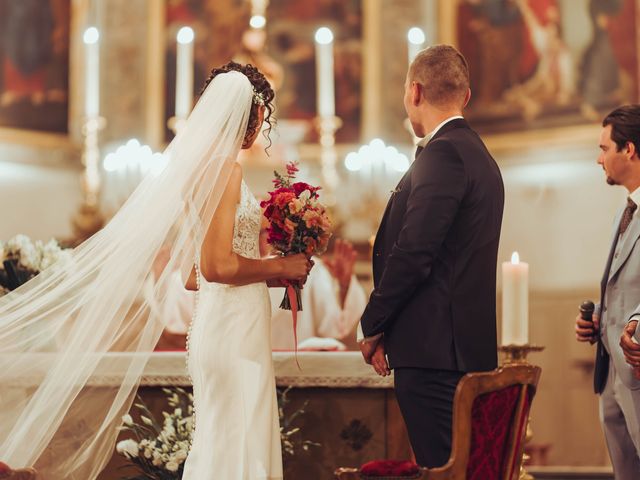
358 45 504 467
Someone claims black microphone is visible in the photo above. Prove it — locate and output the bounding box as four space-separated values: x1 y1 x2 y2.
580 300 595 322
579 301 596 341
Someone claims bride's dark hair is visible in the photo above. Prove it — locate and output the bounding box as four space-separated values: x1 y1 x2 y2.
201 61 275 150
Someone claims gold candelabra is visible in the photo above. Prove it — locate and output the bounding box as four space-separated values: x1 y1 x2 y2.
167 115 187 136
499 344 544 480
314 115 342 205
72 116 106 243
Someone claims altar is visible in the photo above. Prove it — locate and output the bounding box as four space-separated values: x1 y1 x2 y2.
90 351 412 480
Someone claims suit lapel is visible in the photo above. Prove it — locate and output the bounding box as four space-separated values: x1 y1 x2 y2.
608 212 640 282
372 121 467 255
373 168 412 253
601 210 622 297
372 120 467 269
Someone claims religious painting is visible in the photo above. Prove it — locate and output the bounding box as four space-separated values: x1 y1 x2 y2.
164 0 249 140
0 0 71 134
265 0 363 143
454 0 638 134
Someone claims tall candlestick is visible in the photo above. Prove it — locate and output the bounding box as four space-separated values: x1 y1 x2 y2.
314 27 335 119
176 26 195 120
502 252 529 345
407 27 425 65
83 27 100 118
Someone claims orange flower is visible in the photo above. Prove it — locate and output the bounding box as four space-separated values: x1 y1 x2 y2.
305 238 318 255
274 191 296 208
302 210 322 228
283 218 298 234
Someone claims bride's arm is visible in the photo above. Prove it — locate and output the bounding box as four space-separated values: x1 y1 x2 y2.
186 162 309 289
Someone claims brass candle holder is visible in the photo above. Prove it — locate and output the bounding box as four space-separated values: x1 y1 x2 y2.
499 344 545 365
499 344 544 480
72 115 107 243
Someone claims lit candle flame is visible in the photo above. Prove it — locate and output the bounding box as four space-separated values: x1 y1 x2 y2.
511 251 520 264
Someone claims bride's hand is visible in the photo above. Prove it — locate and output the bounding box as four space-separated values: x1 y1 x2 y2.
280 254 313 283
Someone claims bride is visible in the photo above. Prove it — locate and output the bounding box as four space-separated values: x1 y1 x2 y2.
181 62 311 479
0 62 311 479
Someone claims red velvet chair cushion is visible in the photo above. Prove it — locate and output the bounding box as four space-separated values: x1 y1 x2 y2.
466 385 522 480
508 389 533 480
360 460 421 478
0 462 10 475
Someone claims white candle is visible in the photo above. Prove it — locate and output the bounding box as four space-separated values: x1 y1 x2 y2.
314 27 335 118
502 251 529 346
407 27 425 66
83 27 100 118
176 27 195 120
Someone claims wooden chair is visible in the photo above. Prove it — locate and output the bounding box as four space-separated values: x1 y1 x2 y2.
335 364 541 480
0 463 37 480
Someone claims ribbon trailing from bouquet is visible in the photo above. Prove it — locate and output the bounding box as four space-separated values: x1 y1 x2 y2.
285 283 301 370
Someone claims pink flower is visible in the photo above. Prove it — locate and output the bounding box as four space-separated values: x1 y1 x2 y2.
286 162 299 177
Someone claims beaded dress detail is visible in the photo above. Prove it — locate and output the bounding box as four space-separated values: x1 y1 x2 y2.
182 180 282 479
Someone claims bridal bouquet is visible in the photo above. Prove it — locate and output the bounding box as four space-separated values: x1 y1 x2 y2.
260 162 332 312
0 235 71 296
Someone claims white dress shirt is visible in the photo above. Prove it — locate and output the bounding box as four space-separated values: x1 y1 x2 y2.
416 115 464 148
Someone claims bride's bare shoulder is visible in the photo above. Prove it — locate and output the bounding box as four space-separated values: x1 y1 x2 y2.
228 161 243 185
218 162 243 205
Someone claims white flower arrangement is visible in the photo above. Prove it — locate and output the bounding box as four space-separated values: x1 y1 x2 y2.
116 387 319 479
116 388 193 480
0 235 71 296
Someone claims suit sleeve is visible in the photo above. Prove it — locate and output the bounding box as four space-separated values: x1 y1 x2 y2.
360 140 467 337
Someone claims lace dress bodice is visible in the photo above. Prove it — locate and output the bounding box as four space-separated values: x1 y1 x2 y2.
232 180 262 260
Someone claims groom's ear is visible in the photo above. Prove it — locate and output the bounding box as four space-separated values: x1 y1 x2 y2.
462 88 471 109
411 82 422 106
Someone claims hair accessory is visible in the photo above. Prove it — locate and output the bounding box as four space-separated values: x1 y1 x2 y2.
252 89 265 106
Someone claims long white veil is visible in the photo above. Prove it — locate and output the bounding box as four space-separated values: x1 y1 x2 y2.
0 70 254 478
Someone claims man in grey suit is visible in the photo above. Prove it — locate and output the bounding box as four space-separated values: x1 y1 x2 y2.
576 105 640 479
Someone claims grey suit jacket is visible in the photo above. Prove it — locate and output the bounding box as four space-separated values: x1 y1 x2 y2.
601 207 640 391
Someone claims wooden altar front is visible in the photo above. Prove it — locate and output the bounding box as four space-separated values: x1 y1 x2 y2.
92 352 412 479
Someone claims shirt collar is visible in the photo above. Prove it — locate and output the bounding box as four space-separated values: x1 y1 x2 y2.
416 115 464 147
629 186 640 209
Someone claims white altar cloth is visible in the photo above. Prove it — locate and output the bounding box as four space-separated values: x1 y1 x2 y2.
4 352 393 388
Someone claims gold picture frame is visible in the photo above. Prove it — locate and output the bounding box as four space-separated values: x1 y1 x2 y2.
0 0 81 150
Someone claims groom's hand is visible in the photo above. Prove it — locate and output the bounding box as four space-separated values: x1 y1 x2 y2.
359 336 380 364
371 342 390 377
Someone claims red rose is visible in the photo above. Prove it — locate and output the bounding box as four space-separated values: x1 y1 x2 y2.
292 182 321 196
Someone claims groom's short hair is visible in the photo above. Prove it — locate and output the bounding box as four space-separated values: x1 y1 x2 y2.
409 45 469 108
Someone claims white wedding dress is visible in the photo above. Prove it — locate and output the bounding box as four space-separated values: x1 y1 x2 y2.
182 180 283 479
